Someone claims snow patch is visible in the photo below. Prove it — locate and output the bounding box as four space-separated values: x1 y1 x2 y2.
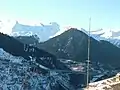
0 48 23 64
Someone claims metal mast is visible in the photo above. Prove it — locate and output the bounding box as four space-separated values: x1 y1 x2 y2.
86 18 91 88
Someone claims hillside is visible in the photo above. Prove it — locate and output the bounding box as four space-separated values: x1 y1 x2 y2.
0 32 87 90
38 28 120 68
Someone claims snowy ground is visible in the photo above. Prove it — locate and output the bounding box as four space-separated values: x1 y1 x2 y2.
0 48 74 90
84 73 120 90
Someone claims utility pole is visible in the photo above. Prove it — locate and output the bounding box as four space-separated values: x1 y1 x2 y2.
86 17 91 89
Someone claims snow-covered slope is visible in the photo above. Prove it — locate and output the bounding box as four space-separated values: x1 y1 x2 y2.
0 48 23 64
0 48 73 90
11 21 60 42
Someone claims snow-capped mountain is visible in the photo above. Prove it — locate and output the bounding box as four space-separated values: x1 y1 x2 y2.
0 19 60 42
0 19 15 34
11 21 60 42
90 29 120 47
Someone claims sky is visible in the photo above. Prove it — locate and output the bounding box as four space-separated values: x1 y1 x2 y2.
0 0 120 33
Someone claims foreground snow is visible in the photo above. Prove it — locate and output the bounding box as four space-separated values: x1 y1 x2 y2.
84 73 120 90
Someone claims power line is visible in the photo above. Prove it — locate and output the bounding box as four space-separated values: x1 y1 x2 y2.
86 17 91 89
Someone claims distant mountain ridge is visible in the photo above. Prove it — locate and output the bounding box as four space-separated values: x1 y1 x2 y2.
1 19 120 47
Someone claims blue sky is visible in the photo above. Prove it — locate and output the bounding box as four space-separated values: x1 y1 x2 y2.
0 0 120 31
